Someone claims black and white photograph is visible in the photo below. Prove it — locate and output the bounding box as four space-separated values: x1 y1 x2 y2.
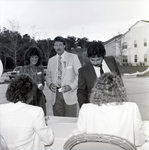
0 0 149 150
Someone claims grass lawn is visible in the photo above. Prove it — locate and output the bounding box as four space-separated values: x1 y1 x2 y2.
119 66 149 76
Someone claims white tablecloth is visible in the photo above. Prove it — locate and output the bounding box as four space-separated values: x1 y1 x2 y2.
46 116 77 150
45 116 149 150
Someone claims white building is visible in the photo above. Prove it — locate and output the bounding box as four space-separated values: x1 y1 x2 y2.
104 34 122 65
104 20 149 66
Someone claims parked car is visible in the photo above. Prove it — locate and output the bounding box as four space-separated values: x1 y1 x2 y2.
7 66 47 80
7 66 22 79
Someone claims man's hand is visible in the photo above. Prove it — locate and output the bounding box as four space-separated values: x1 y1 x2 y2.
49 83 57 93
62 85 72 93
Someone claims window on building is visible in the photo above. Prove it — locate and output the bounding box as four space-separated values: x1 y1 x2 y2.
123 55 128 63
144 54 147 62
134 55 137 62
144 38 147 46
134 40 137 48
122 42 127 49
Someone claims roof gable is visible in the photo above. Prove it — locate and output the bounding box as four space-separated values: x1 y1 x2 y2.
129 20 149 30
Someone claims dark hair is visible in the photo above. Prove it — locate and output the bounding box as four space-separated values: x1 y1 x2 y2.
6 74 36 103
90 72 128 105
53 36 66 45
87 41 106 58
24 46 43 66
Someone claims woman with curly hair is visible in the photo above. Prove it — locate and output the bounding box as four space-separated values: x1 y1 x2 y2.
71 72 145 147
20 46 46 115
0 74 54 150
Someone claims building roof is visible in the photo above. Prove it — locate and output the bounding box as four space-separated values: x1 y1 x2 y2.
104 20 149 45
128 20 149 30
119 20 149 38
104 34 122 45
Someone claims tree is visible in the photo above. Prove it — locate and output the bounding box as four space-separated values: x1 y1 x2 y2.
17 34 33 66
114 34 123 66
115 33 133 66
65 36 76 51
0 28 22 68
0 20 93 69
37 38 54 65
0 28 33 70
76 37 89 48
0 20 22 69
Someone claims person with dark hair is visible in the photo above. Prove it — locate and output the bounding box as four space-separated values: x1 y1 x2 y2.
20 46 46 115
0 74 54 150
77 41 121 107
46 36 81 117
71 72 145 147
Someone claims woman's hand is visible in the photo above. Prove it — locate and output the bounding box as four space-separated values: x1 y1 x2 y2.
45 116 50 125
37 83 44 90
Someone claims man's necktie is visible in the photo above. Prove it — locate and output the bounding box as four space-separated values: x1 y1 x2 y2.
99 64 104 75
57 56 62 87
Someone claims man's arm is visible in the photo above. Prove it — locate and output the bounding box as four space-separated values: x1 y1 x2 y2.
33 108 54 145
46 59 57 93
105 56 121 77
111 56 121 77
77 69 88 108
66 54 81 91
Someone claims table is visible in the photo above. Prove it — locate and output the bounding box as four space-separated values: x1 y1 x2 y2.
46 116 77 150
45 116 149 150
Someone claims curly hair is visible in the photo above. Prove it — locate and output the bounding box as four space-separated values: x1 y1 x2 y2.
24 46 43 66
87 41 106 58
6 74 36 103
89 72 128 106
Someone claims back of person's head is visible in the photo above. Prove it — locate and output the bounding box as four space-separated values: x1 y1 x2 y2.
24 46 43 66
53 36 66 45
90 72 128 105
6 74 36 103
87 41 106 58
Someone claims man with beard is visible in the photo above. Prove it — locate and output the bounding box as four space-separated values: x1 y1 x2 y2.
77 41 121 108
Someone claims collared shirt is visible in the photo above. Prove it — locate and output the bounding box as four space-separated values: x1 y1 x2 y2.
93 59 111 78
56 51 65 60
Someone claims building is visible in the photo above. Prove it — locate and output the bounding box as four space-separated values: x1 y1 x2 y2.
104 34 122 65
104 20 149 66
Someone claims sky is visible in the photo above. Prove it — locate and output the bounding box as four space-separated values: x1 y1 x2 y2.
0 0 149 42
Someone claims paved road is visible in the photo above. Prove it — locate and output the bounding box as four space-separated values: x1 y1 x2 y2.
0 75 149 120
123 76 149 120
